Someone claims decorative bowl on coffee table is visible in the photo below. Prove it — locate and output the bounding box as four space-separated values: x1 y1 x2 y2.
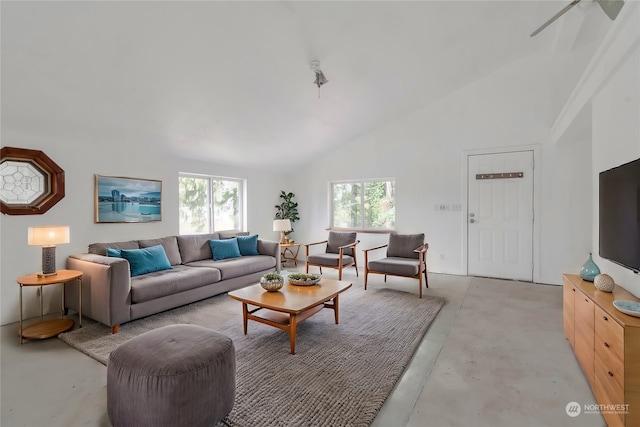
288 273 321 286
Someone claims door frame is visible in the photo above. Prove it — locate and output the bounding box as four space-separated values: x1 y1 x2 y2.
462 145 542 282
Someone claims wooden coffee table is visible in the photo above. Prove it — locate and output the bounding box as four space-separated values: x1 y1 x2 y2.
228 278 352 354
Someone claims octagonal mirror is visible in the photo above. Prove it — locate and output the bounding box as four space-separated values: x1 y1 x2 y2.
0 147 65 215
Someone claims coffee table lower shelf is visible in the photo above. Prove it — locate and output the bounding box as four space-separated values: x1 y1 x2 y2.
228 279 352 355
243 303 329 355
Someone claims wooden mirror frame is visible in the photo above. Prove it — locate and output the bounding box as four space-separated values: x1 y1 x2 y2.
0 147 65 215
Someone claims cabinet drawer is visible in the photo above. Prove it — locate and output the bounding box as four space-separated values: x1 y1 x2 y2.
594 355 624 404
595 305 624 362
594 356 625 427
595 350 624 390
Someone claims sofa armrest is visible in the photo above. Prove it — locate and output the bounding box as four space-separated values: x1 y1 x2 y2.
65 253 132 328
258 240 281 273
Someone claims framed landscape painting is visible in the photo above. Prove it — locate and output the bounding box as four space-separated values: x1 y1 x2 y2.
95 175 162 223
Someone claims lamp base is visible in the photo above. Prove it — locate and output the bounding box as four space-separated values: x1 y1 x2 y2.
41 245 57 276
280 232 287 244
37 271 58 278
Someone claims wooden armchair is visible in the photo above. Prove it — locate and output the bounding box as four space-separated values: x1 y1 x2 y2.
305 232 360 280
363 233 429 298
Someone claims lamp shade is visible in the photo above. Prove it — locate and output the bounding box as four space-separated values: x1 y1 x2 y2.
28 225 70 246
273 219 291 232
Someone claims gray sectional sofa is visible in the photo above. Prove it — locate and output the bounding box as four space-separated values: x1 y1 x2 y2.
65 233 280 333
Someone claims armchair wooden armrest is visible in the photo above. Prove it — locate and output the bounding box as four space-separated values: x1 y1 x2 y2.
305 240 328 257
304 240 328 248
413 243 429 253
338 240 360 250
362 244 388 254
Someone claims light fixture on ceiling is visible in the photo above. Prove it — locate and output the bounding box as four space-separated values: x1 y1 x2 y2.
310 60 328 98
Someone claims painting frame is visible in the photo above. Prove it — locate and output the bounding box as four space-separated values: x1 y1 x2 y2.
95 175 162 223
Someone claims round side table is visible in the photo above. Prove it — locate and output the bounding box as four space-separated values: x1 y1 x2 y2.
17 269 83 345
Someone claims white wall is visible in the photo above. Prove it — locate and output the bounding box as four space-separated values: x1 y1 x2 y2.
591 46 640 297
290 49 594 286
0 134 287 325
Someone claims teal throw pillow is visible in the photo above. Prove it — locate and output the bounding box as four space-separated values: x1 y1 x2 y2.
106 248 122 258
237 234 259 256
121 245 172 277
209 238 241 261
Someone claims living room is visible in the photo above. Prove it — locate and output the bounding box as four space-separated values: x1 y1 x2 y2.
1 1 639 426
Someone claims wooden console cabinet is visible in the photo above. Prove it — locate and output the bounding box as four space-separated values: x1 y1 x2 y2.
563 274 640 427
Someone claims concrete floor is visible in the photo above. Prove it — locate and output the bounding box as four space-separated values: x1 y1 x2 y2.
1 272 605 427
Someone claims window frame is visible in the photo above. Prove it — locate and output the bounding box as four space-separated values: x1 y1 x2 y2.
178 172 246 235
329 177 396 233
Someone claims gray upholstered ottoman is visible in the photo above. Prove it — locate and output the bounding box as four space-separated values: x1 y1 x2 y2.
107 324 235 427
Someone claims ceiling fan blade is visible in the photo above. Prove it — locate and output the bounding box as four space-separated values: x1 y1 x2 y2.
530 0 582 37
595 0 624 20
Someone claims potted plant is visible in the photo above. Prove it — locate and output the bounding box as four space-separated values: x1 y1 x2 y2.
260 272 284 292
274 191 300 242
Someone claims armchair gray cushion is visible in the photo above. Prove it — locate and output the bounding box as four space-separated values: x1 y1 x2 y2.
326 232 357 256
387 233 424 259
308 253 355 267
368 257 420 276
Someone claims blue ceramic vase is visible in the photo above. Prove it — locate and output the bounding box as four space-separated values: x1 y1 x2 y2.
580 253 601 282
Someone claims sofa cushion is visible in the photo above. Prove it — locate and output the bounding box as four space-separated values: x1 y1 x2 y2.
130 265 222 303
176 233 220 263
186 256 276 280
121 245 173 277
218 231 249 240
236 234 259 256
210 239 241 261
89 240 140 256
387 233 424 259
139 236 182 266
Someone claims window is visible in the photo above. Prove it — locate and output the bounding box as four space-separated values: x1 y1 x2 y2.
178 174 245 234
330 179 395 231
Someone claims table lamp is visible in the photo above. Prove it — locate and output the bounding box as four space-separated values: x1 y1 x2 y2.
28 225 70 277
273 219 291 244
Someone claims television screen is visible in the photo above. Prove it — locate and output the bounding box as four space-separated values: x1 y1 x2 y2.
599 157 640 273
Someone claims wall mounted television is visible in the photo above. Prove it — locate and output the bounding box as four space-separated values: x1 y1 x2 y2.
599 157 640 273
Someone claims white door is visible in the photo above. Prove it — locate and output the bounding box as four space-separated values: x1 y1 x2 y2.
467 151 534 281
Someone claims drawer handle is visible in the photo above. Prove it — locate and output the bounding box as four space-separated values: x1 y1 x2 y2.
608 371 614 377
604 342 610 348
603 316 608 321
585 299 589 303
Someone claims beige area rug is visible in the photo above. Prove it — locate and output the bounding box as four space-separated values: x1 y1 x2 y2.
59 286 445 427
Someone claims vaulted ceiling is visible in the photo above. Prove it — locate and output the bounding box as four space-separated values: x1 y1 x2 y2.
1 1 615 165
